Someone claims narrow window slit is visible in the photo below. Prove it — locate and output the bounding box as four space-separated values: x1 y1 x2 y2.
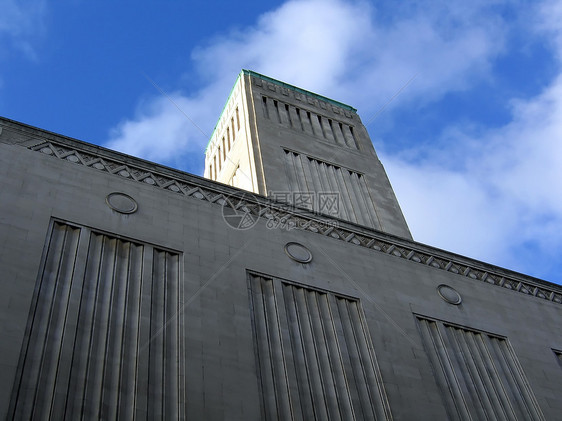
347 125 358 148
295 108 304 131
317 115 325 138
285 104 292 127
349 126 356 142
273 100 281 123
307 111 314 135
262 96 269 119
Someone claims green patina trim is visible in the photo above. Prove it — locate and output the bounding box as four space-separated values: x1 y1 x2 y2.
206 69 357 153
206 71 243 153
242 69 357 113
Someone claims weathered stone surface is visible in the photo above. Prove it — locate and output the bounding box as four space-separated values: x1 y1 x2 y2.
1 73 561 420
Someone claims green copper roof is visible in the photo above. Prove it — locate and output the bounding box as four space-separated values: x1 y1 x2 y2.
206 69 357 153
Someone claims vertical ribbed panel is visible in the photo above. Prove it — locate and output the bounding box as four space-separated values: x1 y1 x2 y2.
283 150 380 228
248 274 392 420
148 249 180 421
10 221 81 421
279 103 291 126
417 317 544 421
9 221 182 420
261 96 358 149
332 122 346 146
310 114 323 137
289 106 303 131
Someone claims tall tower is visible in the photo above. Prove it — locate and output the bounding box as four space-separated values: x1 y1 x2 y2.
205 70 411 239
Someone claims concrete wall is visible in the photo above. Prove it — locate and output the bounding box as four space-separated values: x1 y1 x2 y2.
1 118 562 419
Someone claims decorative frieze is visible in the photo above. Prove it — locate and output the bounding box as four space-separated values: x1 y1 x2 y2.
22 137 562 306
247 70 355 118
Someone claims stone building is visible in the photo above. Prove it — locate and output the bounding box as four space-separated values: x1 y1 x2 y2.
1 70 561 420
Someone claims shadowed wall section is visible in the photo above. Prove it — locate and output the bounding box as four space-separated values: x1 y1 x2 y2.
8 221 182 420
248 273 392 420
555 350 562 368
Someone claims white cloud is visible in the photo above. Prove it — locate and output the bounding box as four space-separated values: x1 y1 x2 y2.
107 93 210 166
386 61 562 281
383 157 518 261
106 0 562 281
0 0 46 60
536 0 562 57
107 0 506 166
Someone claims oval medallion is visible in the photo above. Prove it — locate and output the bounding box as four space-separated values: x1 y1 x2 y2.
106 192 138 214
284 242 313 263
437 284 462 305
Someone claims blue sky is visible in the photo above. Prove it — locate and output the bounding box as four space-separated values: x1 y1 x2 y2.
2 0 562 284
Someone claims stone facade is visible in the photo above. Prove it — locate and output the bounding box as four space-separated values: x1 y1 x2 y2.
1 71 561 420
205 70 412 239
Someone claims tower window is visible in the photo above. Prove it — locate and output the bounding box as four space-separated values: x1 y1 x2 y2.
262 96 269 119
306 111 314 135
285 104 292 127
317 115 325 138
236 107 240 130
273 100 280 122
